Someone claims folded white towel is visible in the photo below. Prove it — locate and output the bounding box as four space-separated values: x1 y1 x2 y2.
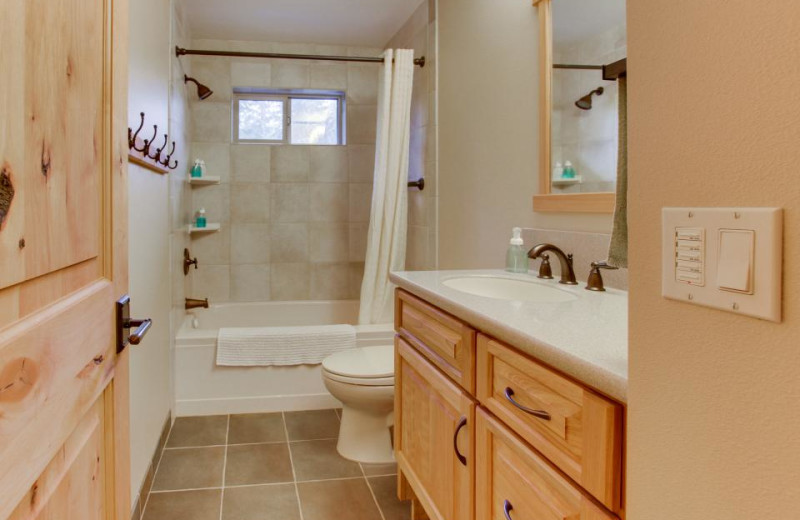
216 324 357 366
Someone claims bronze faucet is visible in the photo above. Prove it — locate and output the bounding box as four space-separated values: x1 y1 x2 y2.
585 261 619 292
185 298 209 310
527 244 578 285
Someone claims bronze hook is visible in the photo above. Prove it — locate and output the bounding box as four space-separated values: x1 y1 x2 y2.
152 133 168 161
168 157 179 170
162 141 176 166
141 124 158 156
128 112 145 149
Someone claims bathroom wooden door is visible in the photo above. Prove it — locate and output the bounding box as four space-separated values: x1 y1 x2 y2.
0 0 131 519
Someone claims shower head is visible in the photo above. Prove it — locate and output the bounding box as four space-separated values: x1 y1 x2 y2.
184 75 213 100
575 87 604 110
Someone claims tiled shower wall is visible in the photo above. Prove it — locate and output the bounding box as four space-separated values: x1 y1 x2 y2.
387 0 438 271
186 40 382 302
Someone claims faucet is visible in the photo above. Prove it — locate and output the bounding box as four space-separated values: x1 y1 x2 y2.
185 298 209 310
527 244 578 285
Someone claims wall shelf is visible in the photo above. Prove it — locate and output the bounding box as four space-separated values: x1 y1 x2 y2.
552 176 582 186
188 223 220 234
188 176 221 186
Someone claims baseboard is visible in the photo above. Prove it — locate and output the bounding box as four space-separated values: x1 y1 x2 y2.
175 392 342 417
131 412 172 520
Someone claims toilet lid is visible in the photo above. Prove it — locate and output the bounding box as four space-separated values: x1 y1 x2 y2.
322 345 394 379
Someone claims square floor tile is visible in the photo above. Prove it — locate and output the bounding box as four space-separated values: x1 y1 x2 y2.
284 409 340 441
368 476 410 520
152 447 225 491
143 489 221 520
360 462 397 476
290 439 362 481
297 479 382 520
222 484 301 520
228 413 286 444
225 443 294 486
167 416 228 448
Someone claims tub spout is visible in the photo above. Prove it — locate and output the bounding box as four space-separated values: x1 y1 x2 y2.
185 298 209 310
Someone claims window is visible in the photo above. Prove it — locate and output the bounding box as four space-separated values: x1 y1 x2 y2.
234 91 345 145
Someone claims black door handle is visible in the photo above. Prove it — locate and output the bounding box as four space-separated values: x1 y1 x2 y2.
453 416 467 466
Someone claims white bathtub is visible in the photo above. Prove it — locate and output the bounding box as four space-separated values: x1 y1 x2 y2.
175 300 394 416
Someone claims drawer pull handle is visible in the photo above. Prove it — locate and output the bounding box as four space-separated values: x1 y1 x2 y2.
503 500 514 520
504 387 551 421
453 416 467 466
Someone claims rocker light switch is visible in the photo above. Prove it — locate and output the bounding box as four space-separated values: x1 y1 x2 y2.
717 229 754 294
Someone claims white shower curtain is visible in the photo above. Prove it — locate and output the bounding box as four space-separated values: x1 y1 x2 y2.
358 49 415 325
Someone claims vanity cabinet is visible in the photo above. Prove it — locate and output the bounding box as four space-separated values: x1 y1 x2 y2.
394 289 625 520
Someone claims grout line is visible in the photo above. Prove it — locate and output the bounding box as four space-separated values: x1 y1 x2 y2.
219 415 230 520
148 475 374 495
141 420 175 518
283 411 306 520
162 437 339 451
362 463 387 520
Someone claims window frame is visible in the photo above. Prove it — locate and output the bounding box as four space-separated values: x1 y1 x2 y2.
233 90 346 146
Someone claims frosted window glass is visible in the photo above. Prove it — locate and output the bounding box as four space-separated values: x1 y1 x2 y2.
238 99 284 140
290 98 339 145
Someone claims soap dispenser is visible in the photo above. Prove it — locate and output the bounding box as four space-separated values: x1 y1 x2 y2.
190 159 203 178
195 208 207 228
505 227 528 273
562 161 576 179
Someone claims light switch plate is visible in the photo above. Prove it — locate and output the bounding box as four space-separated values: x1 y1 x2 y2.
662 207 783 322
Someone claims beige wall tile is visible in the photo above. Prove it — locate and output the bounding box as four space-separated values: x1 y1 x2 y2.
231 264 271 302
347 145 375 183
193 264 230 301
271 224 309 262
192 184 230 223
271 184 310 222
273 147 310 182
309 63 348 90
270 263 311 300
231 61 271 88
346 65 379 105
191 142 231 183
310 184 349 223
232 144 271 183
191 227 231 265
348 183 373 223
348 262 365 299
231 223 270 264
191 102 232 142
310 263 350 300
190 57 232 102
272 62 310 88
310 223 349 263
347 105 378 144
231 183 271 223
309 147 348 183
348 223 369 262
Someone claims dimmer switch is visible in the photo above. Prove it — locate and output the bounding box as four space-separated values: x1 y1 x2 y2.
662 208 782 322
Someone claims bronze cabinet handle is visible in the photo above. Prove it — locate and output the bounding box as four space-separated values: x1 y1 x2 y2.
453 416 467 466
503 500 514 520
504 388 551 421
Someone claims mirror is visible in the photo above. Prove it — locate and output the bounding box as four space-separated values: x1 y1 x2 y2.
533 0 626 213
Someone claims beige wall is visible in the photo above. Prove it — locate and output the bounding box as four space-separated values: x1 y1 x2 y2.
628 1 800 517
437 0 611 270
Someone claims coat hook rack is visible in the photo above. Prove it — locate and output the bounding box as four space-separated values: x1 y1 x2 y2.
127 111 173 174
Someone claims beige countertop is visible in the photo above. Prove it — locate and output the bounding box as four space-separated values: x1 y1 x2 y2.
390 269 628 403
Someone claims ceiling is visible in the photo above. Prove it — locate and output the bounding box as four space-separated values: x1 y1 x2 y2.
180 0 426 48
552 0 626 46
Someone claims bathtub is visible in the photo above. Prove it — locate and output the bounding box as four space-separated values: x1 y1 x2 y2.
175 300 394 416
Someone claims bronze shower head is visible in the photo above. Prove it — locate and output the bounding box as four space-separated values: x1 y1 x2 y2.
184 75 213 100
575 86 604 110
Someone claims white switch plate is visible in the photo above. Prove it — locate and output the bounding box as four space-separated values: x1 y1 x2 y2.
662 207 783 322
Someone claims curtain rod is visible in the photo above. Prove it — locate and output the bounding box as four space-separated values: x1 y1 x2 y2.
175 46 426 68
554 58 627 81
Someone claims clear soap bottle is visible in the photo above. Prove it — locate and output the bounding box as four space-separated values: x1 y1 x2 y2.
505 227 528 273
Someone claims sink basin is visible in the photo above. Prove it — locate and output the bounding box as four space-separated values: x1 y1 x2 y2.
442 276 579 303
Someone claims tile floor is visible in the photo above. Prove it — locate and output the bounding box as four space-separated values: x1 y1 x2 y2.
142 409 409 520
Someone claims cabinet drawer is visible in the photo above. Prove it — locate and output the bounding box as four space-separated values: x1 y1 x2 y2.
476 335 623 513
476 409 617 520
395 289 476 392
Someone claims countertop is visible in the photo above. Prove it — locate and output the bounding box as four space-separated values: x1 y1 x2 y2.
390 270 628 403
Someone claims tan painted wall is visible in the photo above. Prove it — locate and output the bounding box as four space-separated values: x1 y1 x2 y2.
437 0 612 270
627 1 800 517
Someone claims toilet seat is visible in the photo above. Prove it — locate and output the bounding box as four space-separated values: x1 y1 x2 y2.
321 345 394 386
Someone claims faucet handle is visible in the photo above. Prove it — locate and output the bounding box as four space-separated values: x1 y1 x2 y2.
586 261 619 292
537 254 554 279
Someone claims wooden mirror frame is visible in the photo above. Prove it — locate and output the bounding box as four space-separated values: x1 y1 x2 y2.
532 0 616 214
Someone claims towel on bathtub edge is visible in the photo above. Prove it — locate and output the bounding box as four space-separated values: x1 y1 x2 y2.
216 324 357 366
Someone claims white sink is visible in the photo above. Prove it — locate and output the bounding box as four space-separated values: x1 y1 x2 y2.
442 276 579 303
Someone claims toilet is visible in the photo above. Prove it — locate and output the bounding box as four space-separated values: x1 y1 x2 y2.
321 345 395 464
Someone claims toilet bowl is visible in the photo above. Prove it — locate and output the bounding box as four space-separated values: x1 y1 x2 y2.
321 345 395 464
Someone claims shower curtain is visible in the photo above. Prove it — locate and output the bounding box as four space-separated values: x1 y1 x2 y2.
358 49 415 325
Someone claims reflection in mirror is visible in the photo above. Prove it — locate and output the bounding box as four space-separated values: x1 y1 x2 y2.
550 0 626 194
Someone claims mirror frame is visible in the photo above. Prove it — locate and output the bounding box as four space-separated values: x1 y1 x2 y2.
532 0 616 214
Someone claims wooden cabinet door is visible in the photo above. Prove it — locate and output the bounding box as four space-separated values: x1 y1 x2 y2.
395 336 475 520
0 0 130 519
